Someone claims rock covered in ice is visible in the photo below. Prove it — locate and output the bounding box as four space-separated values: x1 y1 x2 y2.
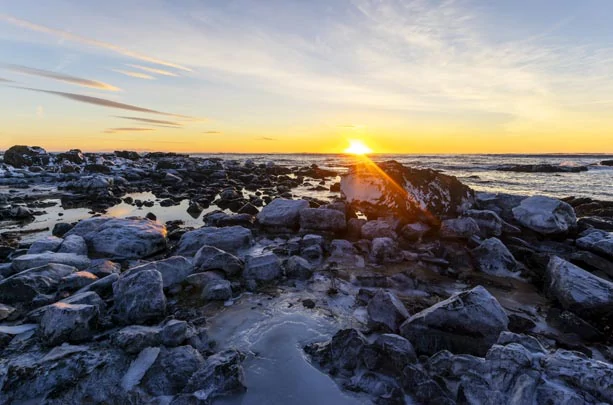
546 256 613 316
67 217 167 259
299 208 346 232
400 285 509 356
472 237 520 277
512 195 576 235
112 269 166 324
439 217 480 239
176 226 252 256
257 198 309 229
340 160 474 224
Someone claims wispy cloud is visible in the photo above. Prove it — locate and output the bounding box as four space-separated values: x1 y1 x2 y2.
256 136 276 141
14 86 193 118
0 13 191 72
128 64 178 77
5 64 120 91
114 116 182 126
203 130 221 134
112 69 154 80
104 127 155 134
0 78 13 83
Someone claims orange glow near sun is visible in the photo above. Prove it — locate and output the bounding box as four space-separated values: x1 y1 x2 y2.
344 139 372 155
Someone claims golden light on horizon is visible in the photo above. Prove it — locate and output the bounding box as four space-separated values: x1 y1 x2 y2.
343 139 372 155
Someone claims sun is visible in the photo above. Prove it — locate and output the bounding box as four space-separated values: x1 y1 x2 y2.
344 139 372 155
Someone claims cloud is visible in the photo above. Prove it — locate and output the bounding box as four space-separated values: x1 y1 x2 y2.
104 127 155 133
128 64 178 77
0 13 191 72
203 130 221 134
112 69 154 80
114 116 182 126
256 136 276 141
14 86 193 118
0 77 13 82
5 64 120 91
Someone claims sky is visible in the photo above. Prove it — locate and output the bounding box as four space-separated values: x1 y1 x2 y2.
1 0 612 153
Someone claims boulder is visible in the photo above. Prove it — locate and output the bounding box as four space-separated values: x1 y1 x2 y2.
400 285 509 356
367 290 410 333
340 160 474 224
27 236 63 254
193 245 243 277
243 252 281 282
57 234 88 256
39 302 98 346
64 175 114 196
370 237 404 263
141 345 205 395
3 145 49 167
472 238 520 277
202 279 233 301
113 269 166 324
576 229 613 260
475 192 526 222
59 271 99 292
56 149 85 164
67 217 167 259
176 226 252 256
284 255 314 280
512 196 576 235
127 256 194 288
361 220 397 240
439 217 480 239
257 198 309 229
400 222 431 241
464 209 504 237
299 208 346 232
12 252 90 272
326 239 365 268
112 325 161 354
183 349 246 401
546 256 613 316
0 263 77 303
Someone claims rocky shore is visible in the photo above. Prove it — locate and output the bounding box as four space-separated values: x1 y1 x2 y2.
1 145 613 404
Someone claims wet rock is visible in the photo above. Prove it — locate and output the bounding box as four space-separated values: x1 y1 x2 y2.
183 349 246 401
257 198 309 229
39 302 99 346
369 237 404 263
113 269 166 324
576 229 613 260
243 252 281 282
512 196 576 235
12 251 90 272
400 285 509 356
52 222 73 237
67 217 167 259
202 279 232 301
497 163 588 173
439 217 480 239
176 226 252 256
27 236 63 254
3 145 50 167
546 256 613 317
305 328 368 373
471 237 520 277
361 219 397 240
341 160 474 224
284 255 314 280
193 245 243 277
128 256 194 288
367 290 410 333
64 175 114 195
0 263 77 303
299 208 346 233
57 234 88 256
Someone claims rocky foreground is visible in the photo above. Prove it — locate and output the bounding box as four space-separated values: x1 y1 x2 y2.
0 145 613 404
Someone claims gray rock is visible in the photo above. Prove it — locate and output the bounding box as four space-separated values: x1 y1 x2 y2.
546 256 613 316
57 234 88 256
40 303 99 345
202 279 232 301
127 256 194 288
284 255 314 280
113 325 162 353
27 236 63 254
400 285 509 356
400 222 431 241
12 252 90 272
472 237 520 277
464 209 504 237
256 198 309 229
475 192 526 222
113 269 166 324
142 345 206 396
243 252 281 282
512 196 576 235
160 320 190 347
367 290 410 332
326 239 365 268
299 208 346 232
185 271 224 289
86 259 121 278
361 220 397 240
176 226 252 256
0 303 16 321
193 245 243 277
369 237 404 263
183 349 246 400
0 263 77 303
576 229 613 260
77 273 119 297
59 271 99 292
373 333 417 370
439 217 480 239
67 217 167 259
121 347 160 392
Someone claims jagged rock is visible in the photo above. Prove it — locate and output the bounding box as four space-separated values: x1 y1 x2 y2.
140 345 205 396
0 263 77 303
341 160 474 224
160 320 191 347
284 255 314 280
305 328 368 373
183 349 246 401
400 285 509 356
86 259 121 278
193 245 243 277
39 302 99 346
113 325 162 354
176 226 252 256
361 219 397 240
0 303 16 321
257 198 309 229
57 149 85 164
439 217 480 239
202 279 232 301
64 175 114 195
326 239 365 268
464 209 504 237
27 236 63 254
12 252 90 272
367 290 410 332
113 269 166 324
512 196 576 235
475 192 526 222
115 150 140 160
299 208 346 232
59 271 99 292
243 252 281 282
369 237 404 263
472 238 520 277
127 256 194 288
3 145 50 167
576 229 613 260
67 217 167 259
78 273 119 297
373 334 417 371
546 256 613 316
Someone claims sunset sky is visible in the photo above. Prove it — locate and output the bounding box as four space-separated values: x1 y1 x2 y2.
1 0 612 153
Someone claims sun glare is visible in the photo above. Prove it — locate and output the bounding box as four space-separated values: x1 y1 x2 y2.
344 139 372 155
